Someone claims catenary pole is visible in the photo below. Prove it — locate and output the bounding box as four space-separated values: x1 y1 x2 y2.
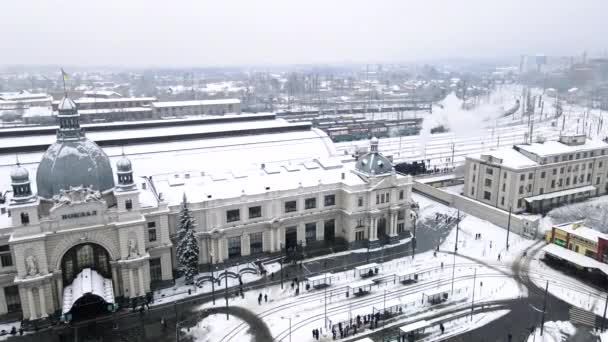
540 281 548 336
602 293 608 332
471 268 477 320
506 206 512 251
451 210 460 295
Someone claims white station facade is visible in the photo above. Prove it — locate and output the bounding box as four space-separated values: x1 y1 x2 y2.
0 96 413 322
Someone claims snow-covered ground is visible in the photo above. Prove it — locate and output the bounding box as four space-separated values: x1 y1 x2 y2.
0 321 23 341
183 314 252 342
526 321 576 342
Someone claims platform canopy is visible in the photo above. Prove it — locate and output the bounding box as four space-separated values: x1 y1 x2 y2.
348 279 374 290
400 320 430 333
306 273 333 283
355 263 378 271
62 268 114 314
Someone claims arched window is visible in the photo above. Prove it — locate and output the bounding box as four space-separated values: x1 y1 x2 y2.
20 212 29 225
76 245 94 270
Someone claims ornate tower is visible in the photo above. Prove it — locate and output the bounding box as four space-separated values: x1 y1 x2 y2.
56 97 83 142
9 164 39 228
116 155 136 192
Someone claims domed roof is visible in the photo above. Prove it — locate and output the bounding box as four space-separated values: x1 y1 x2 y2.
116 156 132 172
58 97 77 111
10 165 29 183
36 138 115 199
355 152 393 176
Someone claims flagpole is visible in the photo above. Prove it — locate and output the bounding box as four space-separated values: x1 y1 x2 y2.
61 68 68 96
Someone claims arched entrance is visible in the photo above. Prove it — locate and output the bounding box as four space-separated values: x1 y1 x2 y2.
61 244 115 321
61 243 111 285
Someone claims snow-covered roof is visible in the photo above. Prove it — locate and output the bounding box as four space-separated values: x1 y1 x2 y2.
399 320 430 333
52 97 156 105
83 90 122 98
353 338 374 342
468 148 537 169
355 263 378 271
543 244 608 275
0 91 50 101
0 116 306 151
524 185 595 202
62 268 114 314
515 139 608 158
154 158 368 206
0 127 337 196
348 279 374 289
151 99 240 108
306 273 333 283
553 222 607 242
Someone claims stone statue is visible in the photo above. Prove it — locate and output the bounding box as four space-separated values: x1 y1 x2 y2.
128 239 138 258
25 255 38 276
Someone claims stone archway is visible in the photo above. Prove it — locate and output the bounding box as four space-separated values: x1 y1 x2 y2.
61 243 112 285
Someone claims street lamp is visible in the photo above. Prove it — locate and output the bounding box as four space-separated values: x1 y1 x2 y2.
281 315 299 342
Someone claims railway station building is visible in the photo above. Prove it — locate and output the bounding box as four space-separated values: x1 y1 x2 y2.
0 95 413 322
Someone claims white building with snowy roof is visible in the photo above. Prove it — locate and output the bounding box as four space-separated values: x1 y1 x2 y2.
464 134 608 214
0 93 413 324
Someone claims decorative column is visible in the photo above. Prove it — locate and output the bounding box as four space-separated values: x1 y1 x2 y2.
55 277 63 308
128 269 135 298
138 267 145 296
369 217 377 241
111 266 119 295
38 286 47 318
27 288 36 320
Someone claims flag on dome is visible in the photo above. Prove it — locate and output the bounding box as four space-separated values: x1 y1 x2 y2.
61 68 69 81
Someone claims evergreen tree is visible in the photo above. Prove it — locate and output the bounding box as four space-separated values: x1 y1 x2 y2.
176 194 199 284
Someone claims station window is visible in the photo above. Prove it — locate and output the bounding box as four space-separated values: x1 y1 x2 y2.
285 201 297 213
249 206 262 219
305 198 317 210
324 194 336 206
226 209 240 223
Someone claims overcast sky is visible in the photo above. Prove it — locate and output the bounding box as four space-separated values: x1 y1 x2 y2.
1 0 606 67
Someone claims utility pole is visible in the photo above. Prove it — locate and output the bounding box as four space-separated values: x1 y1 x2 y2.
225 269 229 320
506 206 512 251
174 301 179 342
211 258 215 305
471 268 477 320
451 210 460 295
324 273 328 329
540 281 549 336
602 293 608 332
288 317 292 342
412 214 417 260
